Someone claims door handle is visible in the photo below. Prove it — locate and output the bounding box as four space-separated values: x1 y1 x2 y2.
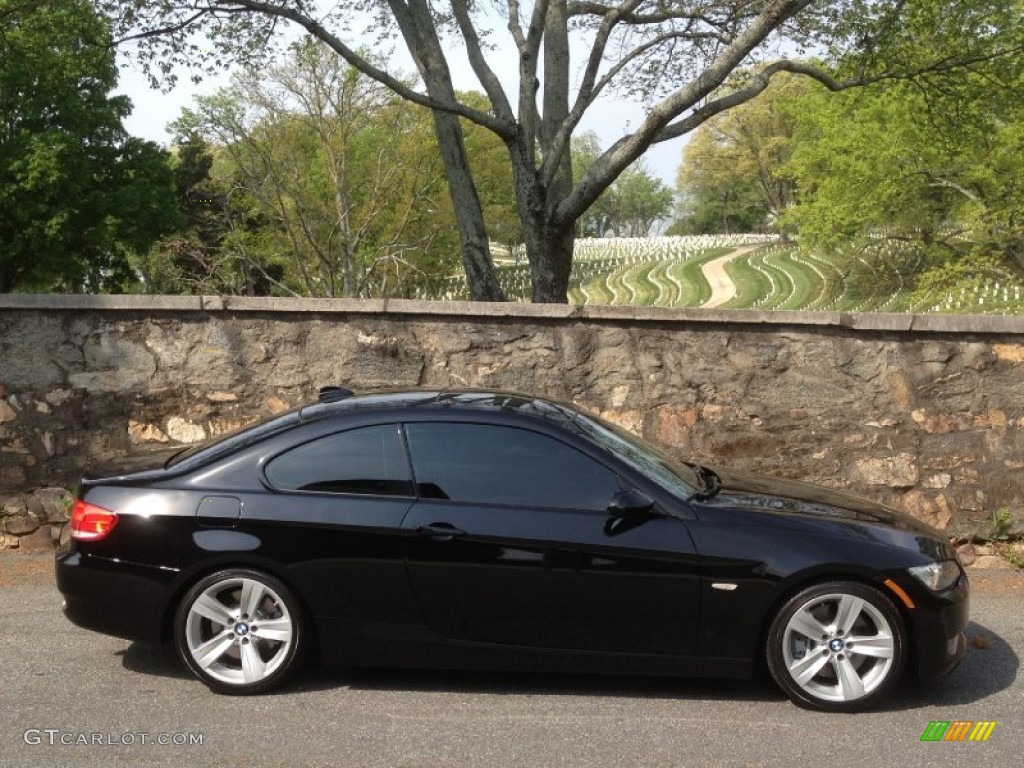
415 522 466 541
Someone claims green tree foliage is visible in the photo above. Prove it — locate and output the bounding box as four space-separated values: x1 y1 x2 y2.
132 133 239 294
674 73 811 236
0 0 181 292
671 127 768 236
668 187 766 237
98 1 1024 302
782 53 1024 295
571 131 603 236
172 40 462 298
601 166 674 237
458 92 521 250
573 133 673 237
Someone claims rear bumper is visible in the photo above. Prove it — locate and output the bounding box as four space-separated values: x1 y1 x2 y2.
55 548 175 644
908 574 970 681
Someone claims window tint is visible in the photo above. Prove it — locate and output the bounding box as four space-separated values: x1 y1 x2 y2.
404 423 620 510
564 412 698 500
265 425 413 496
168 411 301 469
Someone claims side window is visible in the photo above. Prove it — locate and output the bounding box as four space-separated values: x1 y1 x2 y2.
265 424 413 497
404 422 620 510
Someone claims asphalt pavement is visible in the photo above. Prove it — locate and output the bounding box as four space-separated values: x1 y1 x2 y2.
1 554 1021 768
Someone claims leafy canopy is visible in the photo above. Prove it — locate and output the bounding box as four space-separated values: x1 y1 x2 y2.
0 0 181 292
94 1 1024 301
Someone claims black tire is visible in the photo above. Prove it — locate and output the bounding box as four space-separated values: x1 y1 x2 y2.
766 581 907 712
174 568 305 695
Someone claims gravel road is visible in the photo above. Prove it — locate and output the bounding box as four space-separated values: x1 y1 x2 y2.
1 555 1021 768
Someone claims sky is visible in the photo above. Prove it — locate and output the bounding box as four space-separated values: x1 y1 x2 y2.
112 14 688 188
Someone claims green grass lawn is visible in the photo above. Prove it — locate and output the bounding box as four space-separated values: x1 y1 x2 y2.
666 249 732 307
573 247 731 307
724 250 775 308
446 237 1024 314
773 251 825 310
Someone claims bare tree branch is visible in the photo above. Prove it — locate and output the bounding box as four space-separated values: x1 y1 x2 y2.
193 0 514 135
110 10 208 45
506 0 527 48
926 178 983 205
567 1 749 27
557 0 815 225
538 0 645 182
451 0 514 120
512 0 551 158
542 25 711 188
652 46 1024 146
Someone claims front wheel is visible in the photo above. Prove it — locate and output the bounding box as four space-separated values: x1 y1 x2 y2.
766 581 907 712
174 569 304 695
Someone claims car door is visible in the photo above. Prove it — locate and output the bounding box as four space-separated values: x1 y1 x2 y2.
249 423 421 631
400 421 701 656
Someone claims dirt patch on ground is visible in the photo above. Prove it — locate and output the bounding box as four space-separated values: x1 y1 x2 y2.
0 553 54 588
966 568 1024 595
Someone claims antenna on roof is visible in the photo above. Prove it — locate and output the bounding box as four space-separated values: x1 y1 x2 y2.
318 386 354 403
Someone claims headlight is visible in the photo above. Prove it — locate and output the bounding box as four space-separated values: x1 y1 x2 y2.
907 561 961 592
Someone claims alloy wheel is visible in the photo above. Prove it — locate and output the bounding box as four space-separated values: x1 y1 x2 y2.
176 570 302 694
767 581 906 712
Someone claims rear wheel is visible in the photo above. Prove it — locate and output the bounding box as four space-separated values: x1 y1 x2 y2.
766 581 906 712
174 569 304 695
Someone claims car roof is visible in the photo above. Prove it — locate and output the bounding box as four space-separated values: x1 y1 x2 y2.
167 389 584 472
297 388 578 427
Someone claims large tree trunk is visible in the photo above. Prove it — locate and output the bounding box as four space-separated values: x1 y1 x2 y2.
509 136 574 303
518 0 575 304
525 219 574 303
388 0 504 302
430 110 505 301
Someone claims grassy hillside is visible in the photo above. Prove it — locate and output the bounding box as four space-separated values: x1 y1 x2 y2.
430 236 1024 314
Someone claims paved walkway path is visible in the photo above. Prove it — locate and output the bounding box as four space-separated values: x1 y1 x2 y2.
700 245 760 309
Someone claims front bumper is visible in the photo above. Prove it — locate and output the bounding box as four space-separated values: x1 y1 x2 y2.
905 572 970 680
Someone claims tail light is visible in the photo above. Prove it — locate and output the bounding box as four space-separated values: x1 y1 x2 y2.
70 500 118 541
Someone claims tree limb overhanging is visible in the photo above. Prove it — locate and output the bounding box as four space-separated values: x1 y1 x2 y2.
559 0 816 226
101 0 1024 302
450 0 515 120
113 0 512 136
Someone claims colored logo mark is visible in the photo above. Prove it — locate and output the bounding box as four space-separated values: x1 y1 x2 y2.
920 721 996 742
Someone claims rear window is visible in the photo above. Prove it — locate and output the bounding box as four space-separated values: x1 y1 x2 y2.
166 411 302 470
264 424 413 496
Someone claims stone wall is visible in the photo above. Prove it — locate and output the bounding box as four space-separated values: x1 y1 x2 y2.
2 295 1024 551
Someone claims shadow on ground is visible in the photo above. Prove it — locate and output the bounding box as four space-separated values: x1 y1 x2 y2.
118 643 191 681
881 619 1019 710
117 619 1015 708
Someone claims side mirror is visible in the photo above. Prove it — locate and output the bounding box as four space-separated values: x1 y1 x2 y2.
607 488 655 517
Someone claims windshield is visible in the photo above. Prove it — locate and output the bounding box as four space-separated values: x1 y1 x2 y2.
563 409 700 500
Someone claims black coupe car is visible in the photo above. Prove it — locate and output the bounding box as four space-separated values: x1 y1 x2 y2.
56 388 968 711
